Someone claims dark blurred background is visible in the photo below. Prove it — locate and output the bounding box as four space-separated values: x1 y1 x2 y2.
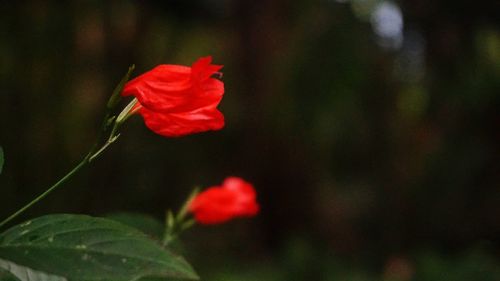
1 1 499 280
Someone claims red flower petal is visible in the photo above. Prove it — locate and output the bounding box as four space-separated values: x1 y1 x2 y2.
139 106 224 137
191 56 223 82
122 56 225 137
189 177 259 224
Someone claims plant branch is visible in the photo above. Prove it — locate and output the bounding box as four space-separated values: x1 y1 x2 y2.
0 156 90 228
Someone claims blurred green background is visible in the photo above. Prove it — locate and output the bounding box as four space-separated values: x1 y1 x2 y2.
0 1 499 280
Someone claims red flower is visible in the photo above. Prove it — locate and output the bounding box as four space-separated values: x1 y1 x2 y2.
122 56 224 137
189 177 259 224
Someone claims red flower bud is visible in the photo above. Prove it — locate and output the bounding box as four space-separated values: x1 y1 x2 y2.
122 56 224 137
189 177 259 224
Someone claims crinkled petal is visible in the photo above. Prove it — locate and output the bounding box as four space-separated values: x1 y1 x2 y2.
122 64 192 112
168 77 224 113
191 56 223 82
123 57 225 137
123 63 224 113
139 106 224 137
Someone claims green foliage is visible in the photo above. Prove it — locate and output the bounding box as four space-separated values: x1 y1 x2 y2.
0 259 65 281
0 214 198 281
106 212 164 239
0 268 21 281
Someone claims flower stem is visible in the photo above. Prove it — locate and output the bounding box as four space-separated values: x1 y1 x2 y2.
162 188 199 247
0 156 89 229
0 67 136 230
0 130 123 230
0 101 139 229
162 218 195 247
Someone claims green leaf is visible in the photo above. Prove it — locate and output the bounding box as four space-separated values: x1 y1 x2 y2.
107 65 135 110
0 267 21 281
136 277 181 281
0 146 4 175
0 214 198 281
0 258 65 281
105 213 164 239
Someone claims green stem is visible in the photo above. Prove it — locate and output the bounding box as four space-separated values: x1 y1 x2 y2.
162 218 196 247
0 67 137 230
0 131 121 230
0 156 89 229
162 188 199 247
162 231 174 247
88 134 119 162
